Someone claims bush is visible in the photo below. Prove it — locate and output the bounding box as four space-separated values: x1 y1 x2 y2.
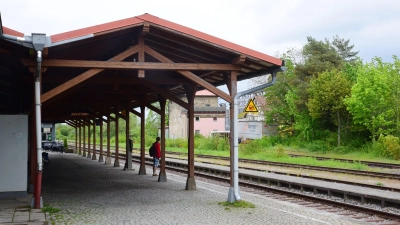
166 138 187 148
274 145 285 158
198 136 226 151
306 140 328 153
239 139 263 155
380 135 400 160
63 138 68 149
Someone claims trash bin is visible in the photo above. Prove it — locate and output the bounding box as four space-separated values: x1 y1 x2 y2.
42 152 50 165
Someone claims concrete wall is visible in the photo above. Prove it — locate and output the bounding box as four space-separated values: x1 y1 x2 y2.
0 115 28 198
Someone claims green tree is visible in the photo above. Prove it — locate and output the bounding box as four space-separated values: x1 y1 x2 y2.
344 57 396 141
392 56 400 138
146 104 161 137
307 69 352 145
331 35 359 62
264 50 299 136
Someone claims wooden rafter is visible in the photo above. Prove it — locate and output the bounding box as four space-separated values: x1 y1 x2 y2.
20 59 239 71
144 45 232 103
140 82 189 110
38 45 140 103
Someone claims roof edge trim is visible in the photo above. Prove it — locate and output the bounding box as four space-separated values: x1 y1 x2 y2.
51 34 94 47
50 17 145 43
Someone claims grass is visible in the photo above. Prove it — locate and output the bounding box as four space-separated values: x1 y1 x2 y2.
69 138 399 171
41 203 61 214
218 200 255 210
164 145 372 171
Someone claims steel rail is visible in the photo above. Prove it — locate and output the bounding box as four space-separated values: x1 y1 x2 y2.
89 149 400 222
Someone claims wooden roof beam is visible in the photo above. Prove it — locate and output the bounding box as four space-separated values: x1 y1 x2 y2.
20 59 239 71
144 45 232 103
35 44 139 103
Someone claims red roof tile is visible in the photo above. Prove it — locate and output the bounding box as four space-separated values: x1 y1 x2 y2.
3 26 24 37
50 17 144 43
49 13 282 66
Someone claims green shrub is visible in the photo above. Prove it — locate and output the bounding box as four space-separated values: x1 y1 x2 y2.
332 145 352 154
166 138 187 148
239 139 263 155
274 145 285 158
198 136 222 151
306 140 327 153
63 138 68 149
381 135 400 160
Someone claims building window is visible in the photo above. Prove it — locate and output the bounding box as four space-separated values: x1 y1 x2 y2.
195 116 200 121
195 130 200 134
213 117 217 121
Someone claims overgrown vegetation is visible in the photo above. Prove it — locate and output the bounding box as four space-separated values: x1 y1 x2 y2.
41 203 61 214
218 200 255 210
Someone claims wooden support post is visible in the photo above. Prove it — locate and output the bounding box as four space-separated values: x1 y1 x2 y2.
78 121 82 155
139 104 146 175
105 114 111 165
138 36 145 78
75 124 78 154
92 118 97 160
82 123 86 157
99 119 104 162
124 107 133 170
185 83 197 190
114 109 120 167
87 118 91 158
158 96 167 182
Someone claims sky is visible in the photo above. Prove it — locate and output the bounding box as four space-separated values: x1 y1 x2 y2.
1 0 399 94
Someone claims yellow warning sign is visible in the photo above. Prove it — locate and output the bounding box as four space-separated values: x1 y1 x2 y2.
244 99 258 113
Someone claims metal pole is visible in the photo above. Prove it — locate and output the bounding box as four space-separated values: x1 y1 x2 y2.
227 67 284 202
34 51 43 209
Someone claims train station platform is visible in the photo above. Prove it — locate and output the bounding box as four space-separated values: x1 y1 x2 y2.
1 152 365 224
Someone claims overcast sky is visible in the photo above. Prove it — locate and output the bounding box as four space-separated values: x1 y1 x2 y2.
1 0 399 93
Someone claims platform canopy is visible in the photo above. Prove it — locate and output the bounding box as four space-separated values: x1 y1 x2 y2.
1 13 283 123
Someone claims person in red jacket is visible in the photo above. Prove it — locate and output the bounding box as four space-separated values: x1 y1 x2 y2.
153 137 161 176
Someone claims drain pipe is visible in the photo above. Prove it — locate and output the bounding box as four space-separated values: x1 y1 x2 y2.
227 66 286 202
31 33 46 209
34 50 43 208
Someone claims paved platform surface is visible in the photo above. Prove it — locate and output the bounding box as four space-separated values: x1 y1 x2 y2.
2 152 370 224
0 194 47 224
181 158 400 201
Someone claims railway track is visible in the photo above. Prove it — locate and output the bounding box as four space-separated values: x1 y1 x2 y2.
162 151 400 180
287 153 400 169
67 141 400 169
67 144 400 187
67 143 400 223
112 151 400 223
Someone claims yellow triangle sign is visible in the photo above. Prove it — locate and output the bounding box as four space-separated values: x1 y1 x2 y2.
244 99 258 113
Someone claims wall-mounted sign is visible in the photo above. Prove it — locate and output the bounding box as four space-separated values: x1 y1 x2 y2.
70 112 90 116
244 99 259 113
